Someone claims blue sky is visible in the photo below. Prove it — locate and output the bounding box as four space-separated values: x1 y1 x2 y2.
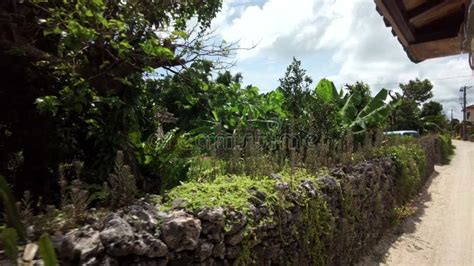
209 0 474 119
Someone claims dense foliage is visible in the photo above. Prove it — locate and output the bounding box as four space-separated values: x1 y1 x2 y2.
385 144 426 202
0 0 224 200
316 79 398 134
438 134 455 164
390 78 449 133
0 1 452 213
0 2 458 264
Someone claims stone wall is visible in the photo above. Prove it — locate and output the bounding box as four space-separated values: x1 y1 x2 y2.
418 135 442 176
53 140 442 265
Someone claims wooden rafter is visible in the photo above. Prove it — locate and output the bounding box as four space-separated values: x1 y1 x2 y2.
402 0 427 12
410 35 463 60
375 0 471 62
409 0 465 28
375 0 415 46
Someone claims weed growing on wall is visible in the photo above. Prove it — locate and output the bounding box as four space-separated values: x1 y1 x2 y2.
162 175 278 214
302 195 335 265
384 144 426 203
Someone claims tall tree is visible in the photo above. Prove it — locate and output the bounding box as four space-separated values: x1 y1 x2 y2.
421 101 448 132
0 0 226 200
278 57 313 117
391 100 423 131
390 78 435 132
400 78 434 103
421 101 443 117
216 71 243 86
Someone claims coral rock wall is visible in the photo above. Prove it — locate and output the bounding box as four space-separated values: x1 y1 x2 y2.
55 139 442 266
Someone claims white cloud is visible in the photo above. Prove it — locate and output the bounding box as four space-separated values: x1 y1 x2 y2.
328 2 472 118
216 0 316 59
212 0 474 119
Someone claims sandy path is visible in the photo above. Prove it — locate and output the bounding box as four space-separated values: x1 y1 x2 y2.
359 140 474 266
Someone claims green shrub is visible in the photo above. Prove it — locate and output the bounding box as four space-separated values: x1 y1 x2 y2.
439 134 454 164
135 129 199 194
384 144 426 203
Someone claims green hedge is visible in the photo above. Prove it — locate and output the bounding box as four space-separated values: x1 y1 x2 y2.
438 134 454 164
383 144 426 203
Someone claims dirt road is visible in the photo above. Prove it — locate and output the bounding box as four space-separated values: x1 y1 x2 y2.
359 140 474 266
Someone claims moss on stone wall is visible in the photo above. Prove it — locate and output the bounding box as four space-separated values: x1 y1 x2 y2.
162 174 278 214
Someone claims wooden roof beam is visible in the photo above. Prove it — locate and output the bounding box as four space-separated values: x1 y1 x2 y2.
409 35 464 60
409 0 465 28
376 0 416 46
403 0 427 11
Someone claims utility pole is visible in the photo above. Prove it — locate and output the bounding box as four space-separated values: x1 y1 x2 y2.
460 86 471 140
451 109 454 136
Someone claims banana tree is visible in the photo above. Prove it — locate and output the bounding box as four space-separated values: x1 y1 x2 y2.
315 79 400 133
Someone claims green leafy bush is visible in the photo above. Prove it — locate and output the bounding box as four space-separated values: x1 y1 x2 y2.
1 0 224 202
384 144 426 203
438 134 454 164
315 79 399 134
163 168 333 213
136 129 199 193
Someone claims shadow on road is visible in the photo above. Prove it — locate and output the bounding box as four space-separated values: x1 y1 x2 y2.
357 171 439 265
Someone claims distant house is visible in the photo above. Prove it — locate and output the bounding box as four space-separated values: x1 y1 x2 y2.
467 104 474 122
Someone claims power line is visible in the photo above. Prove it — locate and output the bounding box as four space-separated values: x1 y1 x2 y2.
381 82 474 92
368 74 474 87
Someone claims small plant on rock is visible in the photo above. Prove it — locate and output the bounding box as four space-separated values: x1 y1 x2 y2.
108 150 138 207
18 191 34 226
58 161 91 221
67 179 91 220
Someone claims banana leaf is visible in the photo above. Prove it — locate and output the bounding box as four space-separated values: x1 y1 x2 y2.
38 233 58 266
316 79 339 104
0 175 26 240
